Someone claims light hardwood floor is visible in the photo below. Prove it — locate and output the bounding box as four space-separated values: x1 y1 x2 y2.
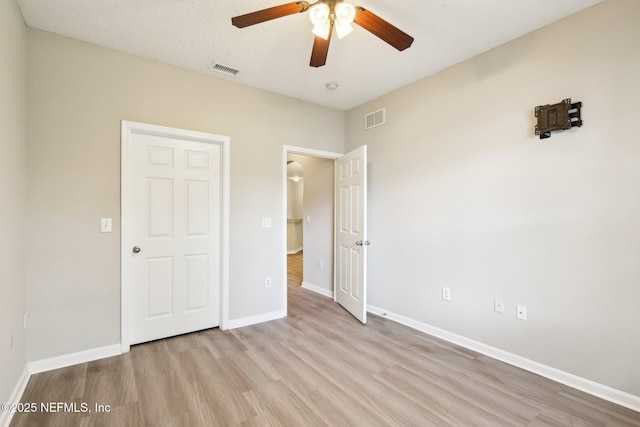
10 271 640 426
287 252 303 288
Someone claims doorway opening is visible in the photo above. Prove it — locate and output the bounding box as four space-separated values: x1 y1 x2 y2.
282 146 342 316
286 160 304 289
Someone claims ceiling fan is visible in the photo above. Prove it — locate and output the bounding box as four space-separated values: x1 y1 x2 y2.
231 1 414 68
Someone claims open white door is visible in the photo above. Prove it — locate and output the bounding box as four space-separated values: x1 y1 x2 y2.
335 145 368 323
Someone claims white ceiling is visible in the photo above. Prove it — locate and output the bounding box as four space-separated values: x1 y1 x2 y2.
16 0 604 110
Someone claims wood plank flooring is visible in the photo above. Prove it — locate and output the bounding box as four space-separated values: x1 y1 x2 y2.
10 276 640 426
287 252 303 288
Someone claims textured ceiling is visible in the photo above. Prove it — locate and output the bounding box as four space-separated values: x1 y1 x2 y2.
17 0 603 110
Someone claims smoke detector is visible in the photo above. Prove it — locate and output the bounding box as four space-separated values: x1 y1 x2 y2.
325 81 339 91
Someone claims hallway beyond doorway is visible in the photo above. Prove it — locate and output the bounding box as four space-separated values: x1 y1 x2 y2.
287 252 302 287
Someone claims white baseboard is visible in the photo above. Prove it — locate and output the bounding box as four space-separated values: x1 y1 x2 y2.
287 247 303 255
367 304 640 413
29 344 122 375
301 281 334 298
226 310 286 330
0 365 30 427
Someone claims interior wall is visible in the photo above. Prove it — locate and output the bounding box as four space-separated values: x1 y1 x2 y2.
287 179 304 219
345 0 640 397
0 0 28 405
26 28 344 361
288 154 334 293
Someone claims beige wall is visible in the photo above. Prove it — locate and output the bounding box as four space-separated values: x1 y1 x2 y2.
0 0 28 406
287 178 304 219
346 0 640 396
26 29 344 361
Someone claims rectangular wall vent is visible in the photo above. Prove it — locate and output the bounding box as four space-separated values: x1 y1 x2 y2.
364 108 386 129
209 62 240 77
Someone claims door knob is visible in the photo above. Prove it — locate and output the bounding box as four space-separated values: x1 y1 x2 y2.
132 246 141 253
355 240 371 246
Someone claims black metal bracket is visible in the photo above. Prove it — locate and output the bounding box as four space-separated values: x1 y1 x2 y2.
534 98 582 139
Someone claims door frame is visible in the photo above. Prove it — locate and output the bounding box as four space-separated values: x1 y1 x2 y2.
282 145 342 316
121 121 230 353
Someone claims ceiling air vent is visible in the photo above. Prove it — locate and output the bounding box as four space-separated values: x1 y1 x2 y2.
209 62 240 77
364 108 386 130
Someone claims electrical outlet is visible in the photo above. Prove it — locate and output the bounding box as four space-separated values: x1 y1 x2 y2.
494 298 505 314
442 287 451 301
517 305 527 320
261 218 272 229
265 277 272 288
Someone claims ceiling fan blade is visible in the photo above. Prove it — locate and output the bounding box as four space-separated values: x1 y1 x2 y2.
354 6 414 51
232 2 310 28
310 21 334 67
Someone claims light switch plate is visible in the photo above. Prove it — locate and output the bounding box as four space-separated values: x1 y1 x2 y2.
100 217 113 233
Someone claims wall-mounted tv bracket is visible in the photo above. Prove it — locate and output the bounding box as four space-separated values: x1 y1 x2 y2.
535 98 582 139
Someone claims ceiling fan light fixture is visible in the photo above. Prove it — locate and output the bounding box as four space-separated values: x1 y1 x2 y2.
231 1 414 68
312 21 331 39
335 21 353 39
310 3 331 39
334 2 355 39
334 3 356 24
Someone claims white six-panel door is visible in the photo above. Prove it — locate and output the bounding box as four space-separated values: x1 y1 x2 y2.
123 122 224 345
335 145 368 323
